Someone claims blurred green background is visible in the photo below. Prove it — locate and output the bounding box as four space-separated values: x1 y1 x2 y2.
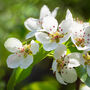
0 0 90 90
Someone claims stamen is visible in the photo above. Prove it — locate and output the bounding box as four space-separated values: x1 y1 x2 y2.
50 31 64 43
87 39 90 41
18 48 20 49
75 37 85 47
61 29 63 31
20 48 25 53
59 27 61 29
57 29 59 32
87 34 90 37
18 54 21 57
80 30 82 32
53 26 55 28
50 29 52 31
83 52 90 65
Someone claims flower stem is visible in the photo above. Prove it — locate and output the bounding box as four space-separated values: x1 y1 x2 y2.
76 78 81 90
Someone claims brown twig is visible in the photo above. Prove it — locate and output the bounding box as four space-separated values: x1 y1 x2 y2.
76 78 81 90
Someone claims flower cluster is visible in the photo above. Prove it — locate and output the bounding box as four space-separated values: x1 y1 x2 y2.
4 5 90 85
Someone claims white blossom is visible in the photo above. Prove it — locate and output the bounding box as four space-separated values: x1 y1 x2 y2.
80 84 90 90
65 10 90 50
81 49 90 76
4 38 39 69
71 21 90 50
24 5 59 39
35 9 72 51
52 44 81 84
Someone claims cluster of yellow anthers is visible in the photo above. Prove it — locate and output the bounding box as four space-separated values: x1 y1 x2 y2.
83 51 90 65
49 31 64 43
75 37 85 47
17 44 32 58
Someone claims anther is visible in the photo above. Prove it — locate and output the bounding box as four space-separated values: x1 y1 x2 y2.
61 29 63 31
53 26 55 28
50 29 52 31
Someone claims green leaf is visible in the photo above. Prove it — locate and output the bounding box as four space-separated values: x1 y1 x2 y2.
64 38 83 54
22 77 59 90
76 66 90 87
7 45 51 90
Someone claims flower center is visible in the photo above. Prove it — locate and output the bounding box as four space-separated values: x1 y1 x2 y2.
75 37 85 47
17 44 32 58
56 57 66 72
83 51 90 65
49 31 64 43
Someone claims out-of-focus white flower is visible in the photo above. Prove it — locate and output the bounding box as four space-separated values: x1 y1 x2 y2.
24 5 59 39
80 84 90 90
71 21 90 50
35 9 72 51
4 38 39 69
81 49 90 76
52 44 81 85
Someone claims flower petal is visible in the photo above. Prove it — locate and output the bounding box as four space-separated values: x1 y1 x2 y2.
56 71 67 85
43 42 58 51
80 51 86 67
51 7 59 17
61 66 77 83
87 65 90 77
7 54 22 68
84 26 90 48
4 38 22 53
59 20 72 44
65 53 81 68
71 21 84 35
24 18 41 31
58 9 73 44
65 9 73 21
80 85 90 90
83 22 90 28
42 16 58 33
40 5 51 19
30 40 39 55
35 32 50 44
52 60 57 72
54 44 67 59
26 31 37 39
20 55 33 69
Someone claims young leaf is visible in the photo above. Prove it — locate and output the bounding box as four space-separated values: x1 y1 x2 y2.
76 66 90 87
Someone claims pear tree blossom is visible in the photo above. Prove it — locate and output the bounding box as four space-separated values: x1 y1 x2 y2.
52 44 81 85
24 5 59 39
66 10 90 50
35 9 73 51
61 9 90 50
81 49 90 76
4 38 39 69
71 21 90 50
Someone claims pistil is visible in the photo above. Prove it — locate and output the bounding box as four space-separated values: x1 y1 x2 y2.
50 31 64 43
